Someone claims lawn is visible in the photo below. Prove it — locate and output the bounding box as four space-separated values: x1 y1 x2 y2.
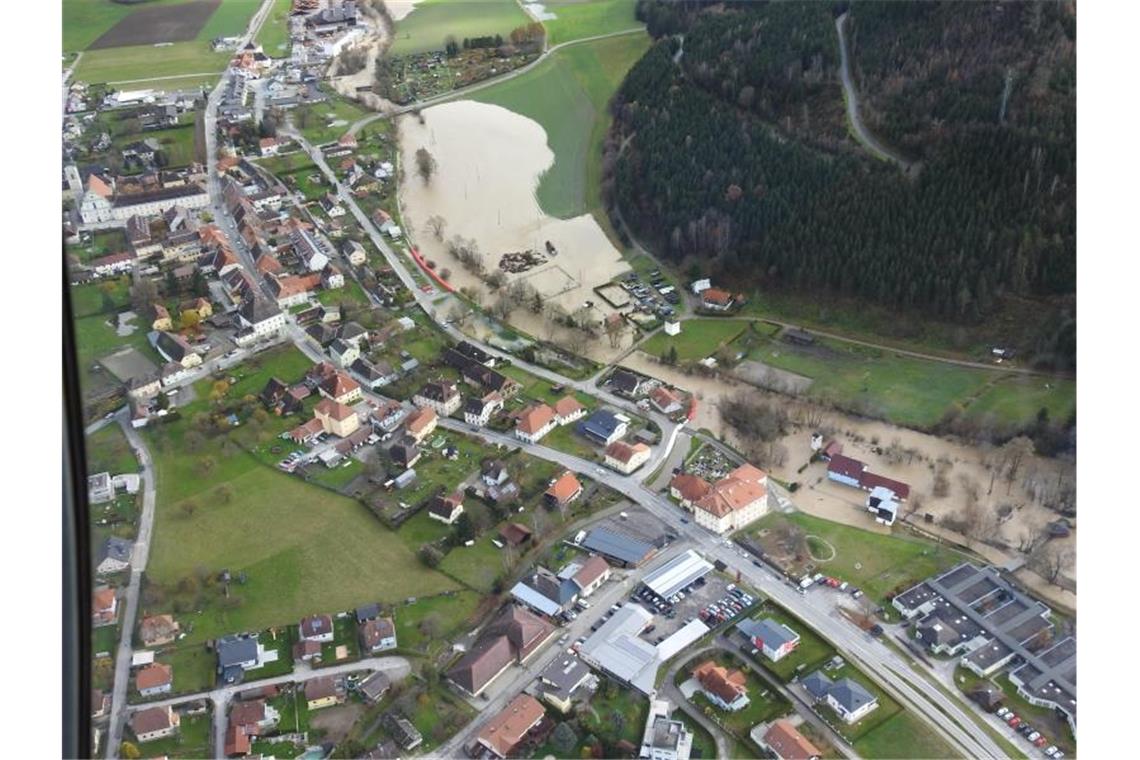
196 0 261 41
270 686 312 734
71 278 131 318
393 590 484 653
542 0 644 45
854 710 961 759
293 93 372 145
305 458 364 491
390 0 531 56
318 615 360 665
471 31 650 217
963 374 1076 427
438 532 507 593
580 679 650 750
135 711 211 759
642 319 750 362
86 423 139 475
63 0 190 52
256 0 295 57
750 512 967 606
316 278 371 309
161 642 217 695
684 652 792 740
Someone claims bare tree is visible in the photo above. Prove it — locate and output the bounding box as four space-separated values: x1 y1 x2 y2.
425 214 446 240
1000 436 1035 494
415 147 437 183
491 295 514 321
604 315 626 349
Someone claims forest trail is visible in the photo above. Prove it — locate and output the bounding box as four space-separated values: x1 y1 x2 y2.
836 12 913 172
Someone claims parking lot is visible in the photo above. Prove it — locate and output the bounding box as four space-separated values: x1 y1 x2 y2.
616 269 681 322
624 572 758 645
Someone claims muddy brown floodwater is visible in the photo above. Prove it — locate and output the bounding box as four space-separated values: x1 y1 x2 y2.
398 100 637 362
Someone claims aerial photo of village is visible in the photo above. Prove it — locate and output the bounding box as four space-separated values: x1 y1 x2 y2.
65 1 1077 759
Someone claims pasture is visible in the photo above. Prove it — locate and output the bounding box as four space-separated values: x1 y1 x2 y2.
87 1 220 50
390 0 531 57
471 31 649 217
541 0 643 45
74 41 230 85
734 326 1075 430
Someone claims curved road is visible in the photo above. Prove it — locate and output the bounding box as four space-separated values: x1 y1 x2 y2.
661 646 733 759
835 12 911 171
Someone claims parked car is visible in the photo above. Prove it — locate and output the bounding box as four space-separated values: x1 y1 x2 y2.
996 707 1010 718
1033 737 1048 749
1007 716 1021 728
1043 747 1058 758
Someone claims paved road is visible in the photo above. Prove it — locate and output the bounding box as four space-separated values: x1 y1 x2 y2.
103 411 158 759
346 26 648 136
835 12 911 172
121 656 410 758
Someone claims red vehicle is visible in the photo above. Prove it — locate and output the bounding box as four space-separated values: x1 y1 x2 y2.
826 578 841 588
1007 716 1021 728
1034 737 1048 748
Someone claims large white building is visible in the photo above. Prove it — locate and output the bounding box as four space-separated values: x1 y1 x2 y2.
639 699 693 760
690 463 769 534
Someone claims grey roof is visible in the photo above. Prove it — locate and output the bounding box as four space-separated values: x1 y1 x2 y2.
737 617 799 651
217 635 258 668
539 656 590 702
581 527 655 566
577 410 624 442
510 582 563 617
829 678 876 713
240 297 281 325
359 670 391 701
356 603 380 623
330 338 352 355
801 670 833 700
99 536 133 565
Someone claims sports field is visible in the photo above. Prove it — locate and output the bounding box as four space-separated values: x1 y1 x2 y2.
471 31 649 217
390 0 531 56
541 0 643 45
255 0 294 58
70 0 258 85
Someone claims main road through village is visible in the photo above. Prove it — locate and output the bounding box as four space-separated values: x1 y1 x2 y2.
99 3 1008 756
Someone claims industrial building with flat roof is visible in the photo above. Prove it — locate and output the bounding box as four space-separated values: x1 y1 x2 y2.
578 605 659 694
641 550 713 600
580 527 658 567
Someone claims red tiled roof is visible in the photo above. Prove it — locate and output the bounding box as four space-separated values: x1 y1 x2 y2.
695 465 767 518
693 660 748 704
763 719 822 760
702 288 733 305
516 404 556 435
670 473 711 502
605 440 650 464
136 663 172 691
545 471 581 504
406 406 437 435
477 694 545 758
553 396 584 418
573 555 610 588
315 398 356 422
859 471 910 500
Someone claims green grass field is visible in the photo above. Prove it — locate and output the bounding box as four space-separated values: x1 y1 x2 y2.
542 0 644 44
733 326 1075 430
751 512 967 605
293 95 371 145
256 0 294 57
471 31 649 218
854 710 961 759
642 319 750 362
747 606 836 682
63 0 189 52
134 712 210 759
75 42 231 85
438 533 506 593
394 590 483 653
114 122 201 166
390 0 531 56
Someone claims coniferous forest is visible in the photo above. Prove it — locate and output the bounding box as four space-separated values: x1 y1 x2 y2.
606 0 1075 369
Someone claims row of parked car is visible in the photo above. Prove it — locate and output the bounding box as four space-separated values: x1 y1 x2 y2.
699 584 754 625
636 575 709 615
994 707 1064 757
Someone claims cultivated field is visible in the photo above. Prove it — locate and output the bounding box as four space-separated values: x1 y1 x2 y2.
88 0 221 50
471 31 649 218
390 0 531 56
72 0 258 85
539 0 644 44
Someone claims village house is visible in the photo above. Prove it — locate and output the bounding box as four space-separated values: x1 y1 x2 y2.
801 671 879 724
736 618 801 662
139 614 181 647
669 473 712 508
515 403 557 444
544 471 583 510
404 406 438 443
427 490 464 525
305 676 342 711
93 587 118 627
604 440 652 474
329 337 359 368
577 409 629 446
135 663 173 697
414 379 462 416
474 693 547 759
150 303 173 331
300 614 335 643
154 331 202 369
313 398 361 437
130 705 179 743
692 660 750 712
538 656 593 714
700 288 736 311
559 554 611 597
553 396 586 426
96 536 133 576
464 391 504 427
758 719 822 760
389 434 422 469
360 617 398 653
649 386 684 415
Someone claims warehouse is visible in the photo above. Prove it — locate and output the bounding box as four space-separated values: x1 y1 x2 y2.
580 527 658 567
642 550 713 600
578 605 658 694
